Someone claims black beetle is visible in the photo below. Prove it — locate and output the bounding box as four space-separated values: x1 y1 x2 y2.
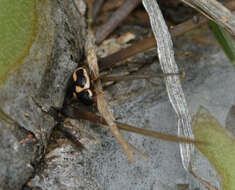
72 67 93 105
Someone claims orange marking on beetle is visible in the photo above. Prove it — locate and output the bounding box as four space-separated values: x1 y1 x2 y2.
73 71 77 82
73 92 78 99
75 85 84 93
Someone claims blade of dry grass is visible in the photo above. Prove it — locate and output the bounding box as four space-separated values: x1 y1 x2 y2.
142 0 194 171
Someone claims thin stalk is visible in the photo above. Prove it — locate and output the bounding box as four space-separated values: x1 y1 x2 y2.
100 73 180 83
65 107 205 145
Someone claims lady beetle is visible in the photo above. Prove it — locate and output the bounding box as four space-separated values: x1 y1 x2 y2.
73 67 90 93
72 67 93 105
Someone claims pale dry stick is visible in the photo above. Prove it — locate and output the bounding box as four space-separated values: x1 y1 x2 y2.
85 29 137 162
95 80 134 162
181 0 235 35
95 79 150 162
128 144 148 162
142 0 194 171
69 113 148 162
95 0 142 44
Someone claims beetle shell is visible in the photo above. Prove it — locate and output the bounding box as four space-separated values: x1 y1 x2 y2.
73 89 93 105
72 67 94 105
73 67 90 93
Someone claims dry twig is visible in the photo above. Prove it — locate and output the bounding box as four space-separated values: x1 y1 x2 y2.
100 73 181 83
95 0 142 44
85 29 146 162
65 106 204 145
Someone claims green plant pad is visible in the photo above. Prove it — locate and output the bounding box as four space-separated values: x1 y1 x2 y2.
193 107 235 190
0 0 37 80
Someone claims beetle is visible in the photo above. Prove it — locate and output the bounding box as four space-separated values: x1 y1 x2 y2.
73 67 91 93
72 67 94 105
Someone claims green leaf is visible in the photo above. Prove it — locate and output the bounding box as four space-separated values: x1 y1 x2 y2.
0 0 36 81
193 106 235 190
